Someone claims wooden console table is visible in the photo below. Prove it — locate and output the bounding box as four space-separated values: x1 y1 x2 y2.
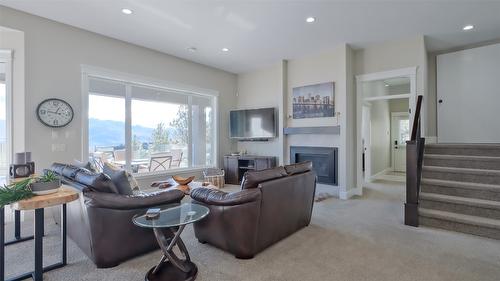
0 185 78 281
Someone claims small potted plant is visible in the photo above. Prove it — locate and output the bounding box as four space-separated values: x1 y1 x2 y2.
30 171 61 195
0 178 34 207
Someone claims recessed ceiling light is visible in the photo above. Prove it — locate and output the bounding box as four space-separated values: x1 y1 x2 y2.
222 47 230 52
121 8 133 15
385 84 389 87
463 24 474 31
306 17 316 23
187 47 197 52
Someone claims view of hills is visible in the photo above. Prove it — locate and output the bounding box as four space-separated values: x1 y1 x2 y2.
89 118 175 150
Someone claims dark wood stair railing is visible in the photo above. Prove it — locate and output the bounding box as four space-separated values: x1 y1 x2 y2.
405 95 425 227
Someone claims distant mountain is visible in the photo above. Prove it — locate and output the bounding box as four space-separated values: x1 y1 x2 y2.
89 118 176 150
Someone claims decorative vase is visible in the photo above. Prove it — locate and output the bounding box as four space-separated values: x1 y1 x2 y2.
30 179 61 195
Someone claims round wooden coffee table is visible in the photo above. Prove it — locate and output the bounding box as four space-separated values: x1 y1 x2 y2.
133 203 209 281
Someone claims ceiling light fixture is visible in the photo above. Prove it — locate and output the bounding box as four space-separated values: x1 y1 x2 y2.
121 8 133 15
222 47 230 52
187 47 197 52
306 17 316 23
463 24 474 31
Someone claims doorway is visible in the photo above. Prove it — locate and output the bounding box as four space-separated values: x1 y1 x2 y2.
391 112 410 173
356 67 417 194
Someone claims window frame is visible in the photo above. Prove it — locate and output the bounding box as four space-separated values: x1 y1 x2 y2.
0 50 13 174
81 65 219 178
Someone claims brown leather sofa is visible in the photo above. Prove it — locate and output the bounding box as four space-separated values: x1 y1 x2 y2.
190 161 316 259
50 163 185 268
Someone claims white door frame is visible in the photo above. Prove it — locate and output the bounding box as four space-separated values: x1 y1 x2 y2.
391 112 410 172
362 104 372 182
355 67 417 193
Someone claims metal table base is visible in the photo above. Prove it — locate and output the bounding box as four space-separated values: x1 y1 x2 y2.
0 204 67 281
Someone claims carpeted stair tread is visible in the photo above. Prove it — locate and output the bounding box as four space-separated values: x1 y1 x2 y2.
421 178 500 193
419 208 500 230
425 143 500 157
420 192 500 210
423 154 500 170
422 166 500 176
426 143 500 148
424 154 500 161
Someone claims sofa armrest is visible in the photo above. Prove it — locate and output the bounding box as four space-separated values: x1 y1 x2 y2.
84 189 185 210
190 188 261 206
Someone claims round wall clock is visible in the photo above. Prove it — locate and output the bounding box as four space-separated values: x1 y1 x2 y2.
36 98 74 128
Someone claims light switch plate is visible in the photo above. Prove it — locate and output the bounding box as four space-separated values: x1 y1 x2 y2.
52 143 66 152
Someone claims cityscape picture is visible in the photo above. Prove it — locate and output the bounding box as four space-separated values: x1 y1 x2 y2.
292 82 335 119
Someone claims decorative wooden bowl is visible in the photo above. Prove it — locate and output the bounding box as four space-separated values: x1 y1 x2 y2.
172 175 195 186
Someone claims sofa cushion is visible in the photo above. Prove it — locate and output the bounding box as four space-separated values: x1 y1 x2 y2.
241 166 288 189
74 169 119 194
284 161 313 175
191 188 261 206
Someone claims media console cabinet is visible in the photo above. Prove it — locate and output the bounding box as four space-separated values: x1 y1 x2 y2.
223 155 277 185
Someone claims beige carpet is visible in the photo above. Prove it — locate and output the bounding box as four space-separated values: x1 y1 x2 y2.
5 181 500 281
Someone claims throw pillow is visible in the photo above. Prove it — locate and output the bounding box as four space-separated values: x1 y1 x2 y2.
73 160 97 173
109 170 134 195
103 162 139 193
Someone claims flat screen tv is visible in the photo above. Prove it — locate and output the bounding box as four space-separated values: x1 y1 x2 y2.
230 108 276 140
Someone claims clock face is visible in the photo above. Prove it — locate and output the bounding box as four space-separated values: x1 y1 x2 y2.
37 99 74 128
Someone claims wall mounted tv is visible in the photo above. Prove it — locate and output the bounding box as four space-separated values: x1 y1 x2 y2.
230 107 276 140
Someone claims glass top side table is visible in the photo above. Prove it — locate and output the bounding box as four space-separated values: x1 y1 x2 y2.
133 203 209 281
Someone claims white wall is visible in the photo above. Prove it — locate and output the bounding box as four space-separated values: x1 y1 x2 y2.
0 26 25 154
370 99 391 176
235 45 357 198
236 64 282 158
436 42 500 143
354 36 429 135
0 6 237 184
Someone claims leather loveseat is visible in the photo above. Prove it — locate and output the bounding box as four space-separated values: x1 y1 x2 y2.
190 161 316 259
50 163 185 268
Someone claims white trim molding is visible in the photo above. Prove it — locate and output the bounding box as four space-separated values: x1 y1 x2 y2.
370 167 392 182
0 49 13 169
0 49 14 222
355 66 418 197
80 65 219 97
340 186 363 200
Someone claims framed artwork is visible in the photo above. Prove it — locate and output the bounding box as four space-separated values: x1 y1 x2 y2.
292 82 335 119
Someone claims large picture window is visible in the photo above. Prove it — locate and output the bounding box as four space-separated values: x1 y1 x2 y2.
86 75 217 175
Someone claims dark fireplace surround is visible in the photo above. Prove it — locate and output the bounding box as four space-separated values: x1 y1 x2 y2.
290 146 338 185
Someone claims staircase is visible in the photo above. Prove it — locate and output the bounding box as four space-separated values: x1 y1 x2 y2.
419 144 500 240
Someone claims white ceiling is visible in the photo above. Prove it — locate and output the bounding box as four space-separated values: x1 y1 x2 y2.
2 1 500 74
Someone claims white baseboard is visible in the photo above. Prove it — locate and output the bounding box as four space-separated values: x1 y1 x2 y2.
370 167 392 182
339 186 362 200
377 174 405 182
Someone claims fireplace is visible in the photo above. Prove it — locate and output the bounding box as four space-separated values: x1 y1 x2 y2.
290 146 338 185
